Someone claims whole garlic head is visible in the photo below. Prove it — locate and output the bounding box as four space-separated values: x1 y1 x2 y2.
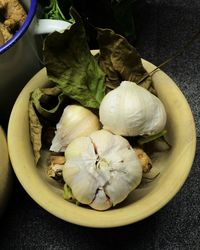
63 130 142 210
99 81 167 136
50 105 100 152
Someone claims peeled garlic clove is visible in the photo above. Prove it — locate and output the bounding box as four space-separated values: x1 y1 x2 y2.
99 81 167 136
50 105 101 152
62 130 142 210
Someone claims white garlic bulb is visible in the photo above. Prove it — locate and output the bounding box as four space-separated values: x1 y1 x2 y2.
50 105 100 152
63 130 142 210
99 81 167 136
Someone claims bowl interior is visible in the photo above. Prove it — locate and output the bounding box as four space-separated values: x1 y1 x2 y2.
8 60 196 227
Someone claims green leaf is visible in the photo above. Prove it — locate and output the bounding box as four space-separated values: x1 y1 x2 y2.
44 0 67 21
63 184 80 205
97 28 152 90
112 0 138 42
137 130 171 153
44 7 106 109
137 130 167 145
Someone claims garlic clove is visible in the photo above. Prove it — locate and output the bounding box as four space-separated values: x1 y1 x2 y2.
50 105 101 152
104 174 134 206
66 167 99 204
63 136 99 204
90 188 112 210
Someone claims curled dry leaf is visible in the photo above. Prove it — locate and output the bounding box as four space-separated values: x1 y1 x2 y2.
31 86 66 121
29 86 67 163
96 28 152 90
28 101 42 164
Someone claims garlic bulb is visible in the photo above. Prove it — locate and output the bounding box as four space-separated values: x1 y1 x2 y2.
50 105 100 152
62 130 142 210
99 81 167 136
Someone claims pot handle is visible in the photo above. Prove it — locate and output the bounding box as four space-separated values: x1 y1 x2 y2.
34 19 71 35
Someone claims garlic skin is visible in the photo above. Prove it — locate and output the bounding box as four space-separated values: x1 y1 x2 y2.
50 105 100 152
62 130 142 210
99 81 167 136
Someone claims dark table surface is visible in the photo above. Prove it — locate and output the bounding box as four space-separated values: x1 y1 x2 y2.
0 1 200 249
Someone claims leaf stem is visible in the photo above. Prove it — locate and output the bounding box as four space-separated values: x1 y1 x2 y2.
137 29 200 84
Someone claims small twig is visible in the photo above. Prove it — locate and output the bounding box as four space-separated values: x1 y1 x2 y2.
137 29 200 84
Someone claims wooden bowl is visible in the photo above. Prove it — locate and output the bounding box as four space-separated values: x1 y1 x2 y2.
7 60 196 227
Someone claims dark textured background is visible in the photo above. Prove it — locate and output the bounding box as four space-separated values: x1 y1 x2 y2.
0 0 200 249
